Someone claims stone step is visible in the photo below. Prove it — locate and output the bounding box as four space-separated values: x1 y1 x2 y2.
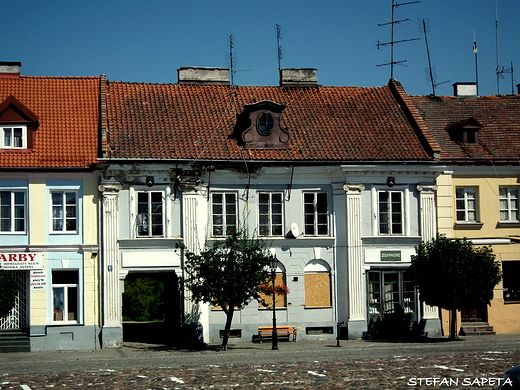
0 330 30 353
460 323 496 336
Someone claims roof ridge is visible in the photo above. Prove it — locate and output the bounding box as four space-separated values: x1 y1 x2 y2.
20 75 103 80
389 79 442 159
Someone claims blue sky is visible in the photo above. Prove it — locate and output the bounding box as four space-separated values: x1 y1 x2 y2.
2 1 519 96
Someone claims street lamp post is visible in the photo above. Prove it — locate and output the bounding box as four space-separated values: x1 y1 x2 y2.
270 255 278 350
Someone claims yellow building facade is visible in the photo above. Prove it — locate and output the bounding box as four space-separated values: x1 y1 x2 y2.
437 168 520 335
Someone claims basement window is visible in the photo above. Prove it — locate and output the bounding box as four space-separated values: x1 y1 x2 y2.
219 329 242 338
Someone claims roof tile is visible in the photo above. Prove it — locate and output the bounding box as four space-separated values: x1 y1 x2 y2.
0 76 101 168
105 82 432 162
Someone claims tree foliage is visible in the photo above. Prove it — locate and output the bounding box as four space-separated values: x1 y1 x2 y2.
410 235 502 338
179 231 271 350
122 276 165 321
0 270 18 318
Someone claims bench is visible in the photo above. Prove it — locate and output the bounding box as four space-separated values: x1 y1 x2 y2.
253 326 297 343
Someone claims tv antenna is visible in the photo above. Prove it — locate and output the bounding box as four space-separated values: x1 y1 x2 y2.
276 24 283 71
473 30 479 96
376 0 420 79
229 35 235 85
422 19 449 96
229 35 253 86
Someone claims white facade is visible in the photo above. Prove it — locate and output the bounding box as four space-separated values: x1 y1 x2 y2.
98 161 443 346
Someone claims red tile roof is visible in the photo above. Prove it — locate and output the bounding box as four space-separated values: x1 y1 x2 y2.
0 76 102 168
410 94 520 162
105 82 433 162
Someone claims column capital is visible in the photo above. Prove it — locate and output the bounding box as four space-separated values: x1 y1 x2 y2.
416 183 438 193
99 182 122 193
343 183 365 194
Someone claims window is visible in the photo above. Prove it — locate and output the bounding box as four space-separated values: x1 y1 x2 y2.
51 191 77 232
136 191 163 237
367 270 415 319
52 270 79 323
378 191 403 235
212 193 237 236
304 261 332 307
1 125 26 149
0 191 25 233
499 187 519 222
503 261 520 303
257 113 274 136
258 192 283 236
303 192 328 236
456 187 478 222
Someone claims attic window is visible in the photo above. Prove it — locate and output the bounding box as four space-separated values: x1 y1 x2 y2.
257 113 274 136
1 125 27 149
461 126 479 145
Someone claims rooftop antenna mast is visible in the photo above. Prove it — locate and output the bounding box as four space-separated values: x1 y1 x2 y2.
495 0 500 94
276 24 283 71
377 0 420 79
229 35 235 86
422 19 449 95
473 30 479 96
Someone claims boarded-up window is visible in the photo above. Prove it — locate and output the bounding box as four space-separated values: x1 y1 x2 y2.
304 261 331 307
259 273 286 308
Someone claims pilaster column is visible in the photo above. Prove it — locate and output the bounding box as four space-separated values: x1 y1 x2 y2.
98 182 122 348
417 183 438 242
179 187 208 331
416 183 440 324
344 183 365 322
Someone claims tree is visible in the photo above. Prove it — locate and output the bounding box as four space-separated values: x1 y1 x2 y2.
178 231 271 350
410 235 502 340
0 270 18 318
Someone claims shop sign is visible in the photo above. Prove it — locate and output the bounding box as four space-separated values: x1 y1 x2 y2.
381 250 401 262
0 252 43 270
30 270 47 290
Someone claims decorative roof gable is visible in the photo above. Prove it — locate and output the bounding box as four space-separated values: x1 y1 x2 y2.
0 95 39 123
231 100 289 149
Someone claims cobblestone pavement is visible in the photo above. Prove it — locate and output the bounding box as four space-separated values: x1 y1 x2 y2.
1 336 520 389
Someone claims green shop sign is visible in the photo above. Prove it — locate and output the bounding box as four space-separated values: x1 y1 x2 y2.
381 251 401 262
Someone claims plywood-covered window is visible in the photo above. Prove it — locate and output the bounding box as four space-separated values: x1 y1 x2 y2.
304 261 331 307
259 272 287 309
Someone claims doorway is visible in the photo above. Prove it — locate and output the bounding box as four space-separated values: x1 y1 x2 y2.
122 272 181 346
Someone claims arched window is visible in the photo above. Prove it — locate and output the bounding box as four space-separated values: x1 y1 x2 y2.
304 260 331 307
259 262 287 308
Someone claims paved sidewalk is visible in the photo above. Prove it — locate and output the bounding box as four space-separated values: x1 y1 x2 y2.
0 335 519 389
1 333 519 365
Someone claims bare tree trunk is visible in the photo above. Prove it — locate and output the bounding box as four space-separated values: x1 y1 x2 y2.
449 308 458 340
221 306 235 351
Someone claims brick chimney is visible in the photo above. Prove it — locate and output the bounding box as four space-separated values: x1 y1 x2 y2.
0 62 21 78
177 66 230 85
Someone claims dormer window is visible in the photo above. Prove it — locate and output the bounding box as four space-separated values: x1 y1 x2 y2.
446 118 481 146
1 125 27 149
0 95 38 151
231 100 290 149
